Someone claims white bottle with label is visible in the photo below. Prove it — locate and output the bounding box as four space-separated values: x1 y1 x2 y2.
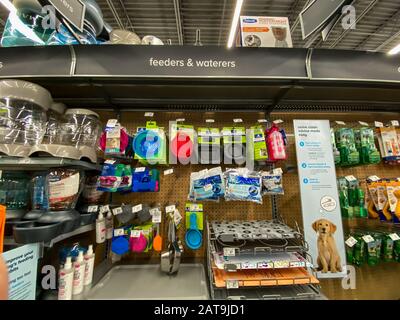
72 251 85 295
84 245 95 286
105 211 113 240
58 257 74 300
96 212 106 244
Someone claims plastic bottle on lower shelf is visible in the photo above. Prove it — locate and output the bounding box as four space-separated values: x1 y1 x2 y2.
72 251 85 295
84 245 95 286
58 257 73 300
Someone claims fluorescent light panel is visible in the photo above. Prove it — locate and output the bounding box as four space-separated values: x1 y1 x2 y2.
388 44 400 56
227 0 244 48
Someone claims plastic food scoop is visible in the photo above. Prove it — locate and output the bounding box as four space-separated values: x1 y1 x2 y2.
130 232 148 252
185 213 202 250
153 224 162 252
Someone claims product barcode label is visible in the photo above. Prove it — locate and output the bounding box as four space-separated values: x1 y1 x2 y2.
258 119 268 123
114 228 125 237
358 121 369 126
88 205 98 213
106 119 118 128
131 230 141 238
135 167 146 173
226 280 239 289
113 207 123 215
335 121 346 125
368 175 381 182
104 160 116 165
173 209 182 226
391 120 399 127
206 119 215 123
144 112 154 117
375 121 384 128
273 119 283 124
99 205 110 214
164 169 174 175
152 211 162 224
345 236 358 248
166 205 176 213
389 233 400 241
176 118 185 122
223 248 236 257
132 204 143 213
362 235 375 243
345 175 357 182
233 119 243 123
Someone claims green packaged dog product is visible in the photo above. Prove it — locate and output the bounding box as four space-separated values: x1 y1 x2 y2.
354 127 381 165
353 234 366 266
382 234 394 262
335 127 360 166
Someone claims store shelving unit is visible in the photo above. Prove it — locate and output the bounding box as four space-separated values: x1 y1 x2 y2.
0 156 101 171
0 45 399 300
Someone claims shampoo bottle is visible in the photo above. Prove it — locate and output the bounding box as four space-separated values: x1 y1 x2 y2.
106 211 114 240
58 256 73 300
72 251 85 295
84 245 95 286
96 212 106 244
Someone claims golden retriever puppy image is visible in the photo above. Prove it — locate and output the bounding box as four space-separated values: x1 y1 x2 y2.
312 219 342 273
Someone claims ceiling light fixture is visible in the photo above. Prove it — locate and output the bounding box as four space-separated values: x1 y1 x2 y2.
388 44 400 56
0 0 45 45
227 0 244 49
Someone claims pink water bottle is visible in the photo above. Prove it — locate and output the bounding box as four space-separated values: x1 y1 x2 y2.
266 124 287 161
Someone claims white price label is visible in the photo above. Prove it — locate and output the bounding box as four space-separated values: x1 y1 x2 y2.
173 209 182 226
223 248 236 257
389 233 400 241
132 204 143 213
99 205 110 214
135 167 146 173
144 112 154 117
106 119 118 128
375 121 384 128
113 207 123 215
226 280 239 289
204 184 213 192
258 119 268 123
345 236 358 248
164 169 174 175
131 230 142 238
368 175 381 182
335 121 346 126
88 205 98 213
358 121 369 127
176 118 185 122
273 119 283 124
362 235 375 243
0 170 2 179
152 210 162 224
206 119 215 123
114 228 125 237
233 119 243 123
391 120 399 127
166 205 176 213
104 160 116 165
345 175 357 182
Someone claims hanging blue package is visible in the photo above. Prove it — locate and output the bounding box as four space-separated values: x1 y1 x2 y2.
225 170 262 204
133 130 161 159
132 169 160 192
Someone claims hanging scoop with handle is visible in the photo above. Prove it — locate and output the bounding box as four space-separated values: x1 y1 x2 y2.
153 223 162 252
185 213 202 250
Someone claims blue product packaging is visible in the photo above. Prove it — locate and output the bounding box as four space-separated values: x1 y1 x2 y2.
225 169 262 204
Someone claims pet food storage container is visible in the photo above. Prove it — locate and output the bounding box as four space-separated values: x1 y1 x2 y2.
0 80 51 157
46 0 104 45
0 172 30 219
56 109 101 162
1 0 55 47
40 103 66 145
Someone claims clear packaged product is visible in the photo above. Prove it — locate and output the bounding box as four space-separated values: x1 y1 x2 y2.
261 168 284 195
224 168 262 204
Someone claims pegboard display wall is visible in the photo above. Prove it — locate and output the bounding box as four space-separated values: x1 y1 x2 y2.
95 110 400 260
